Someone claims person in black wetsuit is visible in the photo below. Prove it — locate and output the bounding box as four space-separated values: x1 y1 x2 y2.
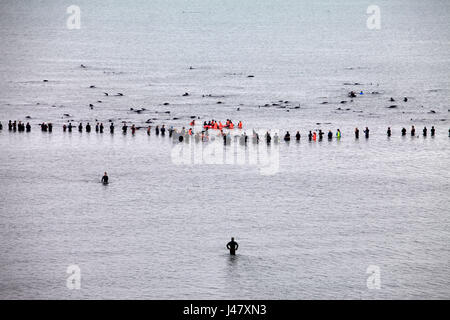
266 131 271 144
423 127 427 136
8 120 12 131
0 121 2 130
110 123 114 134
328 130 333 140
100 123 104 133
284 131 290 141
95 123 99 132
26 122 31 132
226 237 239 256
68 122 73 132
161 125 166 136
387 127 391 137
364 127 369 138
78 123 83 132
401 127 406 136
431 126 435 137
48 123 53 132
308 131 312 141
411 125 415 136
354 127 359 139
122 123 127 134
86 123 91 133
295 131 301 141
318 129 324 141
101 172 109 184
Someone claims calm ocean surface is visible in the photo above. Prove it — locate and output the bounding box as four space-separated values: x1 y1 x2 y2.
0 0 449 299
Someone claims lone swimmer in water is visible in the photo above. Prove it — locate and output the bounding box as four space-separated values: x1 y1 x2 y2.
101 172 109 184
226 237 239 255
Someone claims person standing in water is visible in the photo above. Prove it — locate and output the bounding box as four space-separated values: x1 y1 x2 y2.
423 127 427 136
431 126 435 137
110 123 114 134
308 131 312 141
284 131 290 141
411 125 415 136
266 131 271 144
101 172 109 184
327 130 333 140
336 129 341 139
364 127 369 138
401 127 406 136
295 131 301 141
387 127 392 137
355 127 359 139
226 237 239 256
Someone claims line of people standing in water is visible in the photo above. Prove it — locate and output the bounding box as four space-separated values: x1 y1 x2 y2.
2 120 450 140
386 125 436 137
2 120 32 132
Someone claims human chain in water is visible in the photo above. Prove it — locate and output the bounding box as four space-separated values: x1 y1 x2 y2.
1 119 448 140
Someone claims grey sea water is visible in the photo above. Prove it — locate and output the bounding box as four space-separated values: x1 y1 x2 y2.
0 0 449 299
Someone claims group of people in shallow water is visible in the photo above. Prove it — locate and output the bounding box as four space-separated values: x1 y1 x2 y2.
2 120 32 132
2 120 450 140
196 119 243 130
389 125 436 137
